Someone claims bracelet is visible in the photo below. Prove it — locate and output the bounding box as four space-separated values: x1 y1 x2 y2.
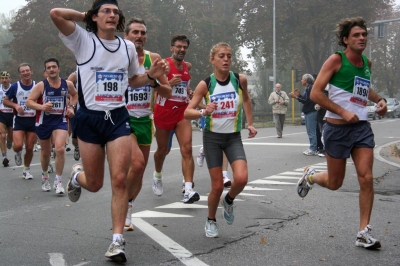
68 104 76 110
377 98 387 103
199 109 206 117
147 73 155 81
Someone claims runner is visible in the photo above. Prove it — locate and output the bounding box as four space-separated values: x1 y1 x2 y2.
123 17 171 230
152 34 200 203
184 42 257 237
3 63 37 179
26 58 77 194
0 71 13 167
50 1 167 262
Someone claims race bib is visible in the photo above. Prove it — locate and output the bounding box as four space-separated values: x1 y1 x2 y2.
46 96 64 115
126 85 152 110
350 76 370 107
210 92 237 119
95 71 124 103
0 99 13 113
170 81 188 101
19 100 35 117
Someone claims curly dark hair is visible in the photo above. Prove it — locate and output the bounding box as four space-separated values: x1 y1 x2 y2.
335 17 367 48
83 0 125 33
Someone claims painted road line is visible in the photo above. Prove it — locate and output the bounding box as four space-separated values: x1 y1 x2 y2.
238 192 265 197
263 175 302 180
243 142 309 146
132 218 209 266
242 186 281 191
249 180 296 185
49 253 89 266
278 171 304 176
156 203 208 209
132 210 193 218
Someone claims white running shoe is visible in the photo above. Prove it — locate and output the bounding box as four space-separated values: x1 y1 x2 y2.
297 166 315 198
220 196 235 225
73 147 80 161
205 219 219 238
48 163 54 173
42 179 51 192
105 238 126 262
15 152 22 166
182 188 200 204
356 225 381 250
23 171 33 180
196 147 205 167
125 202 134 231
55 182 65 194
67 163 83 202
33 144 38 152
152 172 163 196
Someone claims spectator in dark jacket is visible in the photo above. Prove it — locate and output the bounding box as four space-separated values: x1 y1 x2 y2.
289 73 318 155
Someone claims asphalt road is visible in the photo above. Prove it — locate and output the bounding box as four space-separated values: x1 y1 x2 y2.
0 118 399 266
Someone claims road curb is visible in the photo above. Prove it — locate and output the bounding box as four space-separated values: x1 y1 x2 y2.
374 140 400 168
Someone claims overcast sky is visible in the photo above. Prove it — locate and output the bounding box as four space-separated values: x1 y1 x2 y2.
2 0 400 15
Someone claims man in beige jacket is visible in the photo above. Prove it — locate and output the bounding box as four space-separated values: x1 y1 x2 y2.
268 83 289 138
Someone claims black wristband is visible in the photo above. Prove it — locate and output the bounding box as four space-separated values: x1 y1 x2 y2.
147 73 155 81
377 98 387 103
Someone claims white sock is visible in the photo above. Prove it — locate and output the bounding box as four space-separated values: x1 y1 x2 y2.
223 171 229 178
55 175 62 182
185 182 192 192
113 233 123 242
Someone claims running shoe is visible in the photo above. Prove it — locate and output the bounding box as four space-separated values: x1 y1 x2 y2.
303 149 318 156
205 219 219 238
297 166 315 198
67 163 83 202
152 171 163 196
2 157 9 167
48 163 54 173
6 140 12 149
125 202 134 231
105 238 126 262
65 144 71 152
23 171 33 180
15 152 22 166
223 175 232 188
73 147 80 161
220 196 235 225
183 188 200 204
318 150 326 157
55 181 65 194
356 225 381 250
33 144 38 152
196 147 205 167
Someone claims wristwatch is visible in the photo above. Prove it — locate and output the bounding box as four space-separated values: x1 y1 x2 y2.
150 79 160 88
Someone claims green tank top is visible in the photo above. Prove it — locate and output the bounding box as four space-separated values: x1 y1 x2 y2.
329 50 371 93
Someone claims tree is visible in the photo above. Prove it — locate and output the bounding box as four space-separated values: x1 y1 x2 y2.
0 12 15 71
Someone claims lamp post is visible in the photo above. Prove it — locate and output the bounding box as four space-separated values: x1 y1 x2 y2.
273 0 276 88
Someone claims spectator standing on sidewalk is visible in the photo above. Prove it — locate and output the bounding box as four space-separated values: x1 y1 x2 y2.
289 74 318 155
268 83 289 138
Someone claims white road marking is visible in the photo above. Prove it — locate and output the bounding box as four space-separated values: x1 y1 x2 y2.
156 203 208 209
243 142 309 146
278 171 304 176
238 192 265 196
131 218 209 266
249 180 296 185
264 175 301 180
132 210 193 218
49 253 89 266
242 186 281 191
